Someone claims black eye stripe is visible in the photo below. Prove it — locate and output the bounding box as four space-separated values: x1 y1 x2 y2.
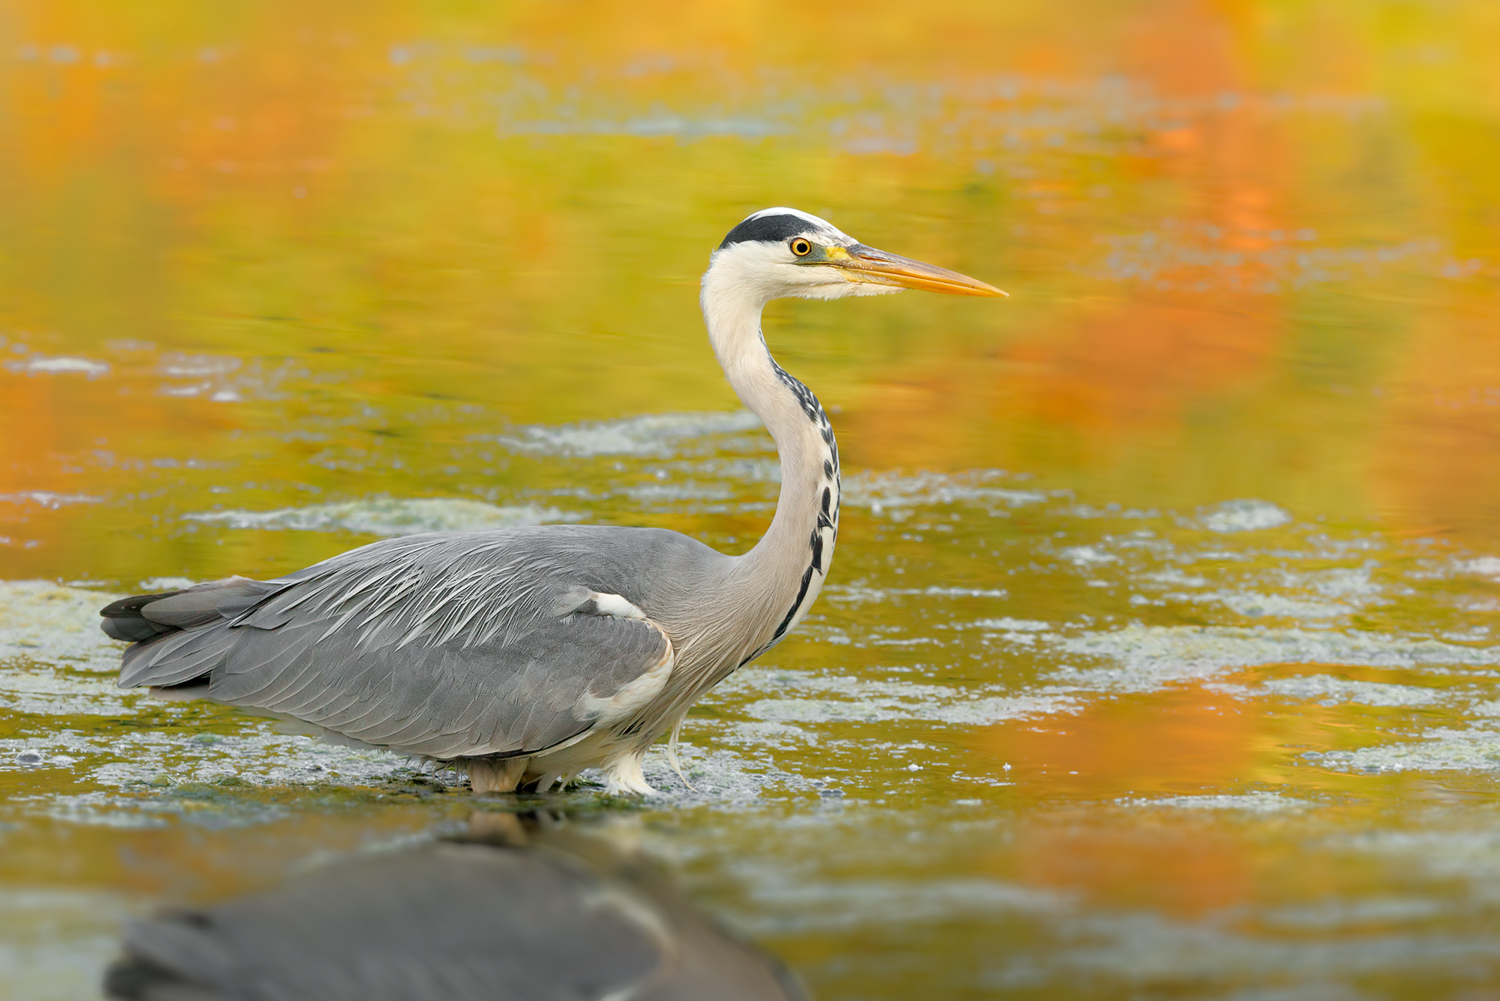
718 213 816 249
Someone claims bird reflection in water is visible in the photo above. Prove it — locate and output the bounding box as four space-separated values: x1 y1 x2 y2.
104 811 809 1001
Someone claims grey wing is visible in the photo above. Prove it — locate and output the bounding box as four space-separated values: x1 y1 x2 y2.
113 533 673 759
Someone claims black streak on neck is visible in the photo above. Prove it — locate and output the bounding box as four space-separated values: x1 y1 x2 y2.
761 359 840 647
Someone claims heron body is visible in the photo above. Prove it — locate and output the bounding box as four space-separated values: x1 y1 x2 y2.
101 208 1004 795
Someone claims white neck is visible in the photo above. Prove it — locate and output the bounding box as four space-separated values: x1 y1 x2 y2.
700 255 841 658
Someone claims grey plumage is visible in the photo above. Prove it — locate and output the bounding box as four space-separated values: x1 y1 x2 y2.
109 527 720 769
101 207 1003 794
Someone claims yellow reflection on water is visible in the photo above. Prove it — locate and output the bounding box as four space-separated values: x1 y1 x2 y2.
2 0 1496 552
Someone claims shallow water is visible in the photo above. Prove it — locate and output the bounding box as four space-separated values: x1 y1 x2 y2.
3 2 1500 998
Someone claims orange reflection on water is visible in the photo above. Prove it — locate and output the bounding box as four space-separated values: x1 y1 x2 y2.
980 683 1279 800
3 0 1499 556
1011 815 1257 917
1373 296 1500 539
972 679 1388 918
979 687 1268 917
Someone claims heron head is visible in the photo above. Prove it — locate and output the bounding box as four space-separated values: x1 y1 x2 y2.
707 207 1006 304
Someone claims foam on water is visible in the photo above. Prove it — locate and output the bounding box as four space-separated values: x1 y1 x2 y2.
1321 726 1500 774
1456 557 1500 581
824 584 1010 604
1056 624 1500 692
1213 674 1448 708
841 469 1050 514
157 354 241 379
72 729 419 799
0 666 134 717
616 480 738 504
621 742 822 807
928 693 1081 725
1204 591 1354 620
1060 545 1120 566
184 498 582 535
947 617 1053 632
0 581 119 671
137 576 198 591
152 353 302 402
0 492 103 510
721 668 1078 726
1196 499 1293 533
1121 791 1309 812
3 355 110 377
492 410 764 458
1305 566 1387 600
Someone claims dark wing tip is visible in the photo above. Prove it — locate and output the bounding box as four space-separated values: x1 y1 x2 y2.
99 589 190 643
100 590 187 620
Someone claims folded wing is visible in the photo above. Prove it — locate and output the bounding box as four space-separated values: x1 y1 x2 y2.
105 533 672 759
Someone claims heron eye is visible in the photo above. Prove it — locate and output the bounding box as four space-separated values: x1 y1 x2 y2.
790 238 813 257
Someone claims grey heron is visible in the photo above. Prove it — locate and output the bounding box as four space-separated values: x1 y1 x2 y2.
100 208 1005 795
105 812 810 1001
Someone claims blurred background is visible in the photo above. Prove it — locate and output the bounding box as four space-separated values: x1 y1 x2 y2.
2 1 1500 998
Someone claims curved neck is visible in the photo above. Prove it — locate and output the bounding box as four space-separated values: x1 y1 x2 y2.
700 264 840 657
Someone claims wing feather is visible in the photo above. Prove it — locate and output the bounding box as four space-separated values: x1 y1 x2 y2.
115 532 675 759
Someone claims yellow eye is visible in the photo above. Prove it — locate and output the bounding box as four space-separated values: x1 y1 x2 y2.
790 238 813 257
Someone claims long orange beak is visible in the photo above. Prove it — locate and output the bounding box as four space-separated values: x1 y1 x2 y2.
829 244 1007 296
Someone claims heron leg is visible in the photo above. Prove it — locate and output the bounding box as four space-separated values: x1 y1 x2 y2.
602 750 657 796
464 756 527 795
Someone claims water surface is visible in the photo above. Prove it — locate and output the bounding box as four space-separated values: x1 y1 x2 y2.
3 2 1500 998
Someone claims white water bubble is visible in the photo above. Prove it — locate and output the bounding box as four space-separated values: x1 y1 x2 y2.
1198 499 1292 533
184 498 583 536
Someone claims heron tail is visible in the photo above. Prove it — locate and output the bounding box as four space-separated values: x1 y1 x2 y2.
101 577 284 689
99 589 193 642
